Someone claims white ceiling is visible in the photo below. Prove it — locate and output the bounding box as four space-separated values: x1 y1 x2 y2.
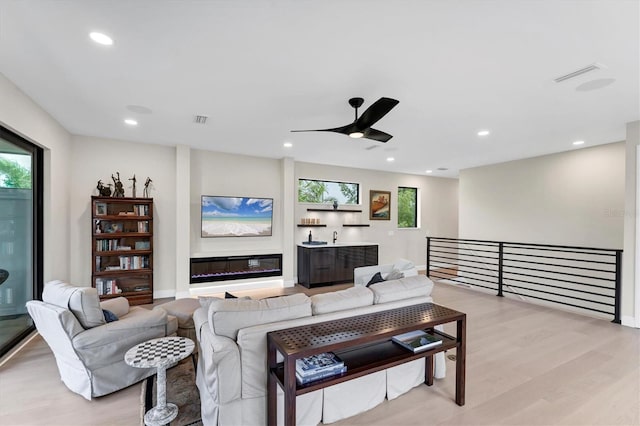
0 0 638 177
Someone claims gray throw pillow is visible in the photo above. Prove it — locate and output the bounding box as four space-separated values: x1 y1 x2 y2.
385 268 405 281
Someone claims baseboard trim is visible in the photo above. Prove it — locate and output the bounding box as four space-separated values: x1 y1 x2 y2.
621 315 639 328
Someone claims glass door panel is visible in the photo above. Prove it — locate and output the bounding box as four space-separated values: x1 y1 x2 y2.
0 129 41 356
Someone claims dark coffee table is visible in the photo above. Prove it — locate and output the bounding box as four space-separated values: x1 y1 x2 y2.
267 302 466 426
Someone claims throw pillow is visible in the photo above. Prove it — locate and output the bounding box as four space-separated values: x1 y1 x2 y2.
224 292 238 299
385 268 405 281
102 309 118 322
366 272 385 287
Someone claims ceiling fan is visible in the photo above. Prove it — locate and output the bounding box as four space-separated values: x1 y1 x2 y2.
291 97 399 142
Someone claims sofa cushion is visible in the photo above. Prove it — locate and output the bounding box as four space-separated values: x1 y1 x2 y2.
42 280 106 329
208 293 311 339
368 275 434 304
310 286 374 315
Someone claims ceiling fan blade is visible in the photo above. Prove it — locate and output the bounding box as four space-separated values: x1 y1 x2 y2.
291 123 357 135
356 97 399 129
363 128 393 142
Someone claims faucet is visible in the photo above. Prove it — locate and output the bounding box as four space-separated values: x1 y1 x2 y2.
333 231 338 244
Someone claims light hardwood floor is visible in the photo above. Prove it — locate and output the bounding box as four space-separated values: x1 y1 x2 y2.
1 282 638 426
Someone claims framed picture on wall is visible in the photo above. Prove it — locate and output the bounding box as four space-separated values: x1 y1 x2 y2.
369 190 391 220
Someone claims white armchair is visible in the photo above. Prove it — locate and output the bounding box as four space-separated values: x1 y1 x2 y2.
26 280 176 400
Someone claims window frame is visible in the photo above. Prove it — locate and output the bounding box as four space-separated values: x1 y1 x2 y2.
397 186 419 229
297 178 360 205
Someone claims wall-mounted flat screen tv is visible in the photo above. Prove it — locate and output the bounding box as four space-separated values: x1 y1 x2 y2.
201 196 273 238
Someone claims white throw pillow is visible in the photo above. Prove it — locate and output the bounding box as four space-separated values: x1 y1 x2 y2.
393 258 415 271
384 268 405 281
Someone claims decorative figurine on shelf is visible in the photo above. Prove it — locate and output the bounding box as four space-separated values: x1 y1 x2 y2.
143 177 153 198
129 174 137 198
96 180 112 197
333 200 339 210
112 172 125 198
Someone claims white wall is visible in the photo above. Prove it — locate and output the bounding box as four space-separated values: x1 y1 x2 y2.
69 135 176 297
295 162 459 269
459 142 625 248
0 73 72 282
623 121 639 326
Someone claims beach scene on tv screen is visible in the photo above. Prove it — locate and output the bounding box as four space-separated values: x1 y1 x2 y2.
202 196 273 237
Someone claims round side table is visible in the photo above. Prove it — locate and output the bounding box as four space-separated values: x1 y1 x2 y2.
125 336 195 426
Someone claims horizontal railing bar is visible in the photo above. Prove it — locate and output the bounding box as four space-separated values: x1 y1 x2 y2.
503 277 615 299
501 289 614 315
502 245 616 257
431 250 498 261
431 245 499 255
431 276 498 291
503 258 616 274
506 284 614 306
432 274 498 286
503 271 615 291
428 239 501 249
447 263 499 274
503 251 617 265
429 236 620 253
453 269 499 280
502 264 615 282
430 254 499 268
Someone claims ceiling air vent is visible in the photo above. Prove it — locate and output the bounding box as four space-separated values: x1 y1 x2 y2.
553 63 604 83
194 115 208 124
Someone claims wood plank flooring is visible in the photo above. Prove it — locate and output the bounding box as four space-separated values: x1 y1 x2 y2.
0 282 638 426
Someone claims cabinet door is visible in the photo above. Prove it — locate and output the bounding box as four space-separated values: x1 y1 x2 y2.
309 248 335 284
364 245 379 266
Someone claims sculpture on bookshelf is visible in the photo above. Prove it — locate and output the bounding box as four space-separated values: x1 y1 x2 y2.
112 172 125 198
129 174 137 198
143 177 153 198
96 180 112 197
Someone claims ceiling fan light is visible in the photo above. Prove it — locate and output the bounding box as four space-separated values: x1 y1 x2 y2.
349 132 364 138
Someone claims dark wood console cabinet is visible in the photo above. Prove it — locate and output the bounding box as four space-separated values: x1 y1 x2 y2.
297 244 378 288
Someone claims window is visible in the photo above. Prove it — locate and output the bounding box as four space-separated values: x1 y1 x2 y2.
0 125 43 357
397 187 418 228
298 179 359 205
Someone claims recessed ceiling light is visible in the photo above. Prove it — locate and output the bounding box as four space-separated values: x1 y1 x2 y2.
477 130 490 137
89 32 113 46
124 119 138 126
426 170 433 174
386 157 395 162
283 142 293 148
572 140 585 146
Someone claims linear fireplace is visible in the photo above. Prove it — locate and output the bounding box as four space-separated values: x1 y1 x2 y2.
190 253 283 284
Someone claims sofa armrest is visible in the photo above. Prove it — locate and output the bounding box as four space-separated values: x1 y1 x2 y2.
197 320 241 405
71 309 167 367
99 297 130 318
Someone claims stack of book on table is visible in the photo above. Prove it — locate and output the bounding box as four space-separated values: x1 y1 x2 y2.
295 352 346 385
391 330 443 353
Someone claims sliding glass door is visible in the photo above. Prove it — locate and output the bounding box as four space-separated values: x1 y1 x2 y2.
0 126 42 357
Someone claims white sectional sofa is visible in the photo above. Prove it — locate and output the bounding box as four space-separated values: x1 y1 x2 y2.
194 274 446 425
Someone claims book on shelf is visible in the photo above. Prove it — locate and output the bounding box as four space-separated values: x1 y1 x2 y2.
391 330 443 353
296 365 347 385
295 352 344 377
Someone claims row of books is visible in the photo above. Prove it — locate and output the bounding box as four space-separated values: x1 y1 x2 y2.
96 239 150 251
95 278 122 295
295 352 346 385
137 221 149 232
118 255 149 270
134 204 149 216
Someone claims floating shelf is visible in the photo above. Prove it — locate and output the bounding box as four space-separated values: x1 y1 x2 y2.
307 208 362 213
342 224 370 227
296 224 327 227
